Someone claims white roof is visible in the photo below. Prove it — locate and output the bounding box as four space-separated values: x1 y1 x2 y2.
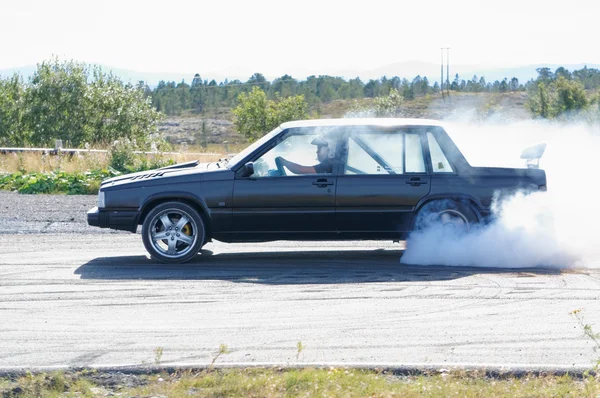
280 118 444 129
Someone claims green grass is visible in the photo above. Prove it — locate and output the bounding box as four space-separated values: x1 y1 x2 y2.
0 155 179 195
1 368 598 397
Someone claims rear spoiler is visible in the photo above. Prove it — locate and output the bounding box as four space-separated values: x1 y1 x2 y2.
520 143 546 169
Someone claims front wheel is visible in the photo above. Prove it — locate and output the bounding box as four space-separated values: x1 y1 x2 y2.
141 201 205 263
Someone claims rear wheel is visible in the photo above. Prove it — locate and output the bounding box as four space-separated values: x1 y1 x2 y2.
141 201 205 263
413 200 479 234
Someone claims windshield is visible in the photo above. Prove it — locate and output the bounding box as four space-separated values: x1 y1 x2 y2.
226 126 282 168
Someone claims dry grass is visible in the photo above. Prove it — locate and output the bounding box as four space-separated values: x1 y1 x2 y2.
317 92 532 121
2 368 599 398
0 150 223 173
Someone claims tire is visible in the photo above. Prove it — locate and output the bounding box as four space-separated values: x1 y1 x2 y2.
412 199 479 234
141 201 206 264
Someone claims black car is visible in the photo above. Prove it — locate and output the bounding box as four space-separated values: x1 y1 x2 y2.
88 118 547 263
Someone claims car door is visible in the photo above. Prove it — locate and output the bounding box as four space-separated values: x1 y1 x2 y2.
335 127 431 238
232 128 339 240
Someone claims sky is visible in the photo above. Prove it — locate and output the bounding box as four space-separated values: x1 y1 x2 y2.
2 0 599 78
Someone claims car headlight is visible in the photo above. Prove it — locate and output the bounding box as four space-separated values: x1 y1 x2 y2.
98 191 105 208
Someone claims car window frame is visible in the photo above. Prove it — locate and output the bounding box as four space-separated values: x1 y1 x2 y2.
422 128 459 176
229 127 282 171
340 126 429 177
234 127 343 179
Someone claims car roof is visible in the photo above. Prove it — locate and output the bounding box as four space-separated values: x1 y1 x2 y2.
280 118 444 129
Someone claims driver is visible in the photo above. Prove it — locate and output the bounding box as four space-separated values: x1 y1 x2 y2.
275 137 334 174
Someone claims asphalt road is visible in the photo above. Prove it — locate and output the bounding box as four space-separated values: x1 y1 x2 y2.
1 191 599 370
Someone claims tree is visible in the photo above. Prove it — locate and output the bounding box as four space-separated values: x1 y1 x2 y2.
528 82 553 118
191 73 203 88
478 76 487 91
554 67 571 80
536 67 554 82
232 87 269 142
421 77 431 94
270 75 297 98
21 59 162 147
25 59 90 146
450 74 460 91
412 76 423 96
364 80 380 98
401 79 414 100
267 94 309 128
247 73 269 91
85 69 164 146
0 74 27 146
232 87 308 141
527 77 589 119
553 76 589 115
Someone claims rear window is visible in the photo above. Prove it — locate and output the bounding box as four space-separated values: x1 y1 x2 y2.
427 132 453 173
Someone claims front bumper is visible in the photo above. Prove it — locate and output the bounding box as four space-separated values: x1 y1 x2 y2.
87 207 139 233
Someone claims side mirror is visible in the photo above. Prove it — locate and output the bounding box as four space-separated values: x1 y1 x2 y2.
240 162 254 178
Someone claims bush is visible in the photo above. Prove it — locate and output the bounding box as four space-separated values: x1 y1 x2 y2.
0 170 117 195
373 88 404 116
108 140 138 173
527 77 590 119
108 139 175 173
232 87 309 141
0 58 164 148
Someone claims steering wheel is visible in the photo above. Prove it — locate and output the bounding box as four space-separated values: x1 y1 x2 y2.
275 157 287 176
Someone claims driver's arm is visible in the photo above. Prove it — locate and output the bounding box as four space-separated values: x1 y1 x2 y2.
277 157 316 174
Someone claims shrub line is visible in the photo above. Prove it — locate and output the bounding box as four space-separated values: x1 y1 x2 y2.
0 362 595 379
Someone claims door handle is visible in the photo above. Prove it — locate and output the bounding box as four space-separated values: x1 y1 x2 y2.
406 178 428 186
313 178 334 188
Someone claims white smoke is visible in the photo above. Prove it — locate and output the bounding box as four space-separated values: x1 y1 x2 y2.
402 120 600 269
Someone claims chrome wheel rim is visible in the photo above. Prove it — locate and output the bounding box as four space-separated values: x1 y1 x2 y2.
147 209 198 259
436 210 469 232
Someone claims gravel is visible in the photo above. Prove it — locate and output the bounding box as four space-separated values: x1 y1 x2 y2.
0 191 127 234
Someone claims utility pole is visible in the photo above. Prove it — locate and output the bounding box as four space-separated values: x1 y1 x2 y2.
441 47 451 98
440 48 445 99
446 47 451 97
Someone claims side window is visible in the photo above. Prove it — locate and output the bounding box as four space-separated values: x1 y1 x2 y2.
427 132 453 173
406 133 426 173
345 133 404 174
345 137 387 174
251 133 330 177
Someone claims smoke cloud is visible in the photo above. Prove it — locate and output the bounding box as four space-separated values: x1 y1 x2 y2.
402 120 600 269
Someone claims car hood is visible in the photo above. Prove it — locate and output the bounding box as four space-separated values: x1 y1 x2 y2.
100 160 227 187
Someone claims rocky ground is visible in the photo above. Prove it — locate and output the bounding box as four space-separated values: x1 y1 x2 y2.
157 92 532 147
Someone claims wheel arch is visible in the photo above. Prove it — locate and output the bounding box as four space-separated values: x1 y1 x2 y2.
138 193 212 239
